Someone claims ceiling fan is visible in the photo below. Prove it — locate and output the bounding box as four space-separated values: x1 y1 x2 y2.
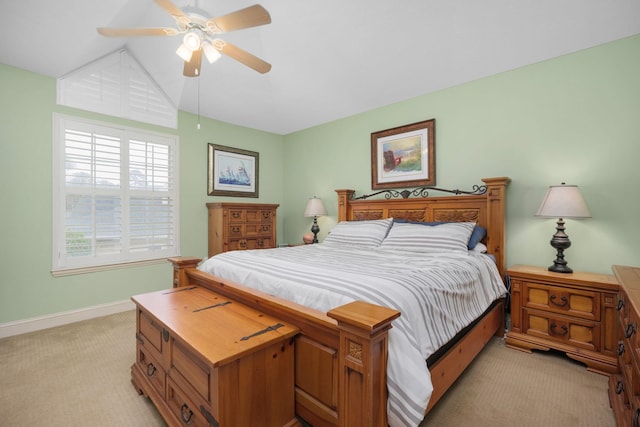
97 0 271 76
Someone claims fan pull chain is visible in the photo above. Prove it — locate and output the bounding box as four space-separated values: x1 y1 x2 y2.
197 76 201 130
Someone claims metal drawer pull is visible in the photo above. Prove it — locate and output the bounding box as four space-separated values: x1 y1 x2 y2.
618 342 626 356
616 381 624 394
146 363 156 377
135 333 144 344
550 322 568 335
625 323 637 339
634 408 640 427
181 404 194 424
550 295 568 307
617 299 625 311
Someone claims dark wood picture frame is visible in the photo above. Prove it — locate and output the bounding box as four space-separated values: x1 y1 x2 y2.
371 119 435 189
207 144 259 197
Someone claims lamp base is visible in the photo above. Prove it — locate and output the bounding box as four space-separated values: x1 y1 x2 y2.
548 263 573 274
548 217 573 274
310 216 320 244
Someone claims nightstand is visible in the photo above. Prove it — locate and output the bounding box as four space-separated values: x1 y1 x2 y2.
506 264 619 374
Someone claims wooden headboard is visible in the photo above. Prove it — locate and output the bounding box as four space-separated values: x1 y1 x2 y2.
336 177 511 279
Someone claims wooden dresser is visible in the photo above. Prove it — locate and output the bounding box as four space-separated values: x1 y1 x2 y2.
130 286 300 427
207 202 278 257
609 265 640 426
506 264 619 374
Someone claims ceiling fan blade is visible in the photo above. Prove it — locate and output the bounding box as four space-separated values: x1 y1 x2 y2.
183 49 203 77
219 41 271 74
97 27 178 37
154 0 187 19
207 4 271 33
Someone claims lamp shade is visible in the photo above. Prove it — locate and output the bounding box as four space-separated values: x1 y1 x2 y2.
304 197 327 217
536 183 591 219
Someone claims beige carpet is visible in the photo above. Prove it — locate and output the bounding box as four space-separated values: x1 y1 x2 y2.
0 311 614 427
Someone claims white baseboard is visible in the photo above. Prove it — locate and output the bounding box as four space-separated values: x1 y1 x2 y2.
0 300 135 339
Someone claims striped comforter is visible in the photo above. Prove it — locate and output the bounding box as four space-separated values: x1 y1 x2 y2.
198 244 507 427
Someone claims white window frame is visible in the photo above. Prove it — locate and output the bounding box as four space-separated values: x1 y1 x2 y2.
52 113 180 276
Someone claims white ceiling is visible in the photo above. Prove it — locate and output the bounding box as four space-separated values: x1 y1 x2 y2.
2 0 640 135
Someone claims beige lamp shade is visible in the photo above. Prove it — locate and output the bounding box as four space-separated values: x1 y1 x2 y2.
304 197 327 217
536 184 591 219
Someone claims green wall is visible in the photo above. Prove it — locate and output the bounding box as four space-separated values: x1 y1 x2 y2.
0 64 285 323
1 34 639 325
282 34 640 274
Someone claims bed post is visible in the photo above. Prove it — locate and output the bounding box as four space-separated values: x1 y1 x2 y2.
335 189 355 222
168 257 201 288
327 301 401 427
481 177 510 280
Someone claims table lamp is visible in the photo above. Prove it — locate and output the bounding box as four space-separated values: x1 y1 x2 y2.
304 196 327 243
536 183 591 273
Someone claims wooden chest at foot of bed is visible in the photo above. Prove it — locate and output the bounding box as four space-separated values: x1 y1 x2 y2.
130 285 300 427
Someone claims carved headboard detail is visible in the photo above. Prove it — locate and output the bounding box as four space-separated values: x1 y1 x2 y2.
336 177 511 279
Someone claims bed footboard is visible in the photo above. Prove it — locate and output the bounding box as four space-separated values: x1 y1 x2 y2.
169 257 400 427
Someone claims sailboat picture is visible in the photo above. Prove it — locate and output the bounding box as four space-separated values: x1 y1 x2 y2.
208 144 259 197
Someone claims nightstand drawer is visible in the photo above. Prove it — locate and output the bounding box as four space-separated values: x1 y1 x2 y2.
522 281 600 321
522 308 600 351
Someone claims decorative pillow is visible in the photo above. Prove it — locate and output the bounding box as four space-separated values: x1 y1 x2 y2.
392 219 486 250
379 221 476 253
323 218 393 247
467 225 487 250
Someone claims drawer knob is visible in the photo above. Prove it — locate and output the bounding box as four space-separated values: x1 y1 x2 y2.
146 363 156 377
618 342 626 356
181 403 194 424
616 380 624 395
617 299 625 311
550 295 568 307
550 322 568 335
625 323 637 339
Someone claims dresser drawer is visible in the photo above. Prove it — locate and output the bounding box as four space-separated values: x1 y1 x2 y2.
228 223 273 239
523 281 600 321
522 308 600 351
228 238 274 251
137 344 166 398
138 309 167 360
228 209 246 223
167 377 214 427
172 339 211 403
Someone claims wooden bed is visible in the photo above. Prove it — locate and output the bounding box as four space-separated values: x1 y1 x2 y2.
169 176 510 427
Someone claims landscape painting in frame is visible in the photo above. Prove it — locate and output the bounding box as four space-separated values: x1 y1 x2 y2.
371 119 435 189
208 144 259 197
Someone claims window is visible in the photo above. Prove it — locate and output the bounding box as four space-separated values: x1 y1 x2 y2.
52 114 179 275
57 49 178 129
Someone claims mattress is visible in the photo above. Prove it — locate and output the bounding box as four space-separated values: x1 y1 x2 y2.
198 243 507 427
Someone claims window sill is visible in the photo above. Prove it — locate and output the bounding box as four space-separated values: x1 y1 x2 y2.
51 258 169 277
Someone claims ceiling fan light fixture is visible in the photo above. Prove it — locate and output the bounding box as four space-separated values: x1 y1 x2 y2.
183 31 201 51
176 43 193 62
202 42 221 64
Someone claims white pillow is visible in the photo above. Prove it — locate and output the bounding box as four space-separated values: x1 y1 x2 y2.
324 218 393 247
379 221 476 253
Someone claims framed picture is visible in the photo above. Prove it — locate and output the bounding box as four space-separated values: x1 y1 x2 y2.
207 144 259 197
370 119 435 189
